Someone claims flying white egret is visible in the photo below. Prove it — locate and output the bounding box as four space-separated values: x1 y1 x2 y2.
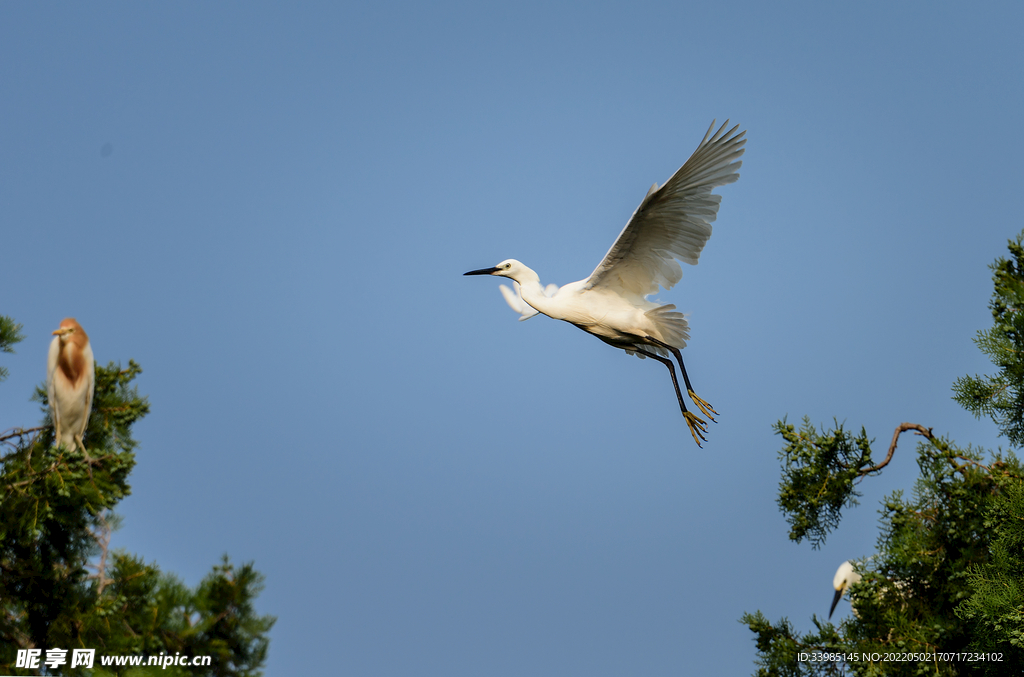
465 120 745 446
48 318 95 453
829 560 862 619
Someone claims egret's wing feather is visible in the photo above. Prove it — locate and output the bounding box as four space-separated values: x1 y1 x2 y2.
499 283 525 313
81 344 95 437
499 283 541 321
47 337 61 432
585 120 746 297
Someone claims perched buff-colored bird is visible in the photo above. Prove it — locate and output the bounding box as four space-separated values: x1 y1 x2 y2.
48 318 95 452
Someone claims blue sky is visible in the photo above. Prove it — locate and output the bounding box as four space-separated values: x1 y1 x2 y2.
2 2 1023 674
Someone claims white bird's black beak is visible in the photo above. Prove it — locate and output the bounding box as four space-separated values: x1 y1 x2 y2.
464 267 501 276
828 588 843 619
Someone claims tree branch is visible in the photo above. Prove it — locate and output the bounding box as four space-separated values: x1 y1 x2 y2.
860 423 933 476
87 512 114 595
0 426 44 443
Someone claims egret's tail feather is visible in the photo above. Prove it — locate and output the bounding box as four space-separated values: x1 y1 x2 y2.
645 304 690 349
623 305 689 358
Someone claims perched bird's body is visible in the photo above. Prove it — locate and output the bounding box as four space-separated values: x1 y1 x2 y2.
47 318 94 452
829 560 910 620
466 121 745 445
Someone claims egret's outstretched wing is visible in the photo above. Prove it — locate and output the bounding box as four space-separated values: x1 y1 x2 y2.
499 282 559 321
584 120 745 297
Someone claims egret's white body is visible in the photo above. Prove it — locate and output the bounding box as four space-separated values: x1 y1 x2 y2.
830 560 862 619
466 120 745 445
47 318 94 452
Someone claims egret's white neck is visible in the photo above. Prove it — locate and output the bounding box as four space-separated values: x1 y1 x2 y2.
507 265 541 293
506 263 539 285
511 267 556 317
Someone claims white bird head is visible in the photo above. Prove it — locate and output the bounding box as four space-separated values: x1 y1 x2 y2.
464 259 539 284
829 560 862 619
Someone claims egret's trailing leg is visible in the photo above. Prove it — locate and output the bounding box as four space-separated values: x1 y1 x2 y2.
646 336 717 422
635 348 707 446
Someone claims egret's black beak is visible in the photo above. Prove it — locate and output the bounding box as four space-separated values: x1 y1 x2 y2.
464 267 500 276
828 588 843 620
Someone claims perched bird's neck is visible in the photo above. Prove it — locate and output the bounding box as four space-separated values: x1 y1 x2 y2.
58 340 87 384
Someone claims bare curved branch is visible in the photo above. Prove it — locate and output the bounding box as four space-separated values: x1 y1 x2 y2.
860 423 934 476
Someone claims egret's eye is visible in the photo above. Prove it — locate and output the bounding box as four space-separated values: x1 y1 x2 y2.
504 263 511 269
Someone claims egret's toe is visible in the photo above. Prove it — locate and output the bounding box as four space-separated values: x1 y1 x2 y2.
688 390 718 422
683 411 707 447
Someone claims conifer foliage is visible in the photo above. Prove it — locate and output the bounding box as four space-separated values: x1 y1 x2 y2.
0 317 23 383
742 234 1024 676
954 232 1024 445
0 325 274 676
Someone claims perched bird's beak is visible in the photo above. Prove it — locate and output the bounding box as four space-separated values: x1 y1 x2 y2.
828 588 843 619
53 328 72 337
464 267 501 276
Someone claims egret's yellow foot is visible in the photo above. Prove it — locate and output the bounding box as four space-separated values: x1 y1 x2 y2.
684 411 708 447
688 390 718 422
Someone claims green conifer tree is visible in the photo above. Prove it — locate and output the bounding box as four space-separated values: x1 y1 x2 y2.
742 234 1024 676
0 317 274 676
